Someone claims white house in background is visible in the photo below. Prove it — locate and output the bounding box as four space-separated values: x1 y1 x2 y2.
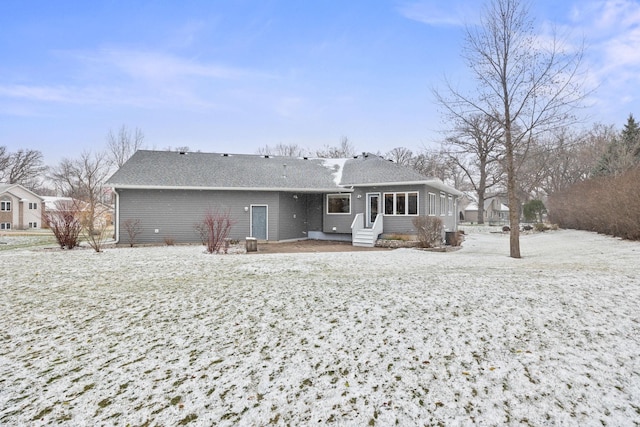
459 192 509 224
0 183 44 230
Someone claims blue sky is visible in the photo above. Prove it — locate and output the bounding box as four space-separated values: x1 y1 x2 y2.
1 0 639 165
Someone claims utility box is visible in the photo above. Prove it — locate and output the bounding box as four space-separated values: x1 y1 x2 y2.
245 237 258 252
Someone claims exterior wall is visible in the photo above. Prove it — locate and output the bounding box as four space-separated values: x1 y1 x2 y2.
322 190 358 234
305 194 323 232
277 192 312 241
0 187 43 230
0 195 11 229
320 184 459 237
116 188 282 244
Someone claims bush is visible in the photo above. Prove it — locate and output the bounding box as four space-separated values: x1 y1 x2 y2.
412 216 443 248
523 199 547 222
123 219 142 247
197 208 237 254
534 223 548 232
44 200 82 249
548 165 640 240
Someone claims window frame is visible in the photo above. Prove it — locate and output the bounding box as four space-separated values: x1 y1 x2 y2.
326 193 351 215
428 193 436 216
0 223 11 230
0 201 11 211
440 193 446 216
383 192 419 216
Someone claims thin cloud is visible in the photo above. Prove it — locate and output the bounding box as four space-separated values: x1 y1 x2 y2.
397 1 477 26
65 48 266 82
0 48 275 111
569 0 640 110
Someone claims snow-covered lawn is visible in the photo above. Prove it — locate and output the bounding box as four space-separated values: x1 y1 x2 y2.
1 230 639 426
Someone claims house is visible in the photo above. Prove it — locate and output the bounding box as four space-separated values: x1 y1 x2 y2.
105 150 463 247
42 196 114 228
0 183 45 230
459 193 509 225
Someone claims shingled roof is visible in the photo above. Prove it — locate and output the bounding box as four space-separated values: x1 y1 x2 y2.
106 150 461 195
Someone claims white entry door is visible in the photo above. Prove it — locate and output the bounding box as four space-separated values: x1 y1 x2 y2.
366 193 381 228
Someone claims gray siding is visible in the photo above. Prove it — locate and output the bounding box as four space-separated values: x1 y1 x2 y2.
116 189 280 244
277 192 310 241
320 184 459 237
305 194 323 232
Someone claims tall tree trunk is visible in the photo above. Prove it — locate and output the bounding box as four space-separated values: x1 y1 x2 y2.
505 129 521 258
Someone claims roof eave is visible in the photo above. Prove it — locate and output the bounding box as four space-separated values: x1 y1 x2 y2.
106 184 353 193
348 180 463 196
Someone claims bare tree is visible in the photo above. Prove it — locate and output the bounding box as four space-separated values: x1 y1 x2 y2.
434 0 587 258
385 147 414 166
443 114 504 224
106 125 145 169
256 143 306 157
49 151 111 236
0 146 9 177
0 147 47 190
314 137 356 158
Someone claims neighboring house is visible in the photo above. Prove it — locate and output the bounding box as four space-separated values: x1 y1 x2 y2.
105 150 463 247
461 193 509 225
42 196 114 228
0 183 45 230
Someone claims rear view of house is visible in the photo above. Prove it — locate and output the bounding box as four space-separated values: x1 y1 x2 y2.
0 184 44 230
106 150 462 246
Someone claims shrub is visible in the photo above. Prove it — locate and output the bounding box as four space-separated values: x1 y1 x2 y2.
548 165 640 240
534 223 548 232
44 200 82 249
123 219 142 247
523 199 547 222
163 236 176 246
197 208 237 254
412 216 443 248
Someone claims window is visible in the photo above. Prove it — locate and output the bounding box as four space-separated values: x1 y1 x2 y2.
0 223 10 230
440 193 446 216
428 193 436 216
327 194 351 214
29 222 38 228
0 201 10 211
448 196 453 216
383 192 418 215
29 202 38 210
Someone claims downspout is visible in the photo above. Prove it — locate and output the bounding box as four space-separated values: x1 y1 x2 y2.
113 189 120 244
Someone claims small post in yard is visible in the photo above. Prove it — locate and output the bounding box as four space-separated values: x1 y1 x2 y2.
245 237 258 252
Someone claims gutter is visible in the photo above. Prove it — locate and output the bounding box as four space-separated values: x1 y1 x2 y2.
105 184 353 193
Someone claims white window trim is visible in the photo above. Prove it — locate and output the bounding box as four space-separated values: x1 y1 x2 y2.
326 193 351 215
0 223 11 230
428 193 436 216
383 192 419 216
440 193 446 216
0 201 11 211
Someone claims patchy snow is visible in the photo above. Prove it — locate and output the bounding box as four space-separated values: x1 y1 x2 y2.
322 158 348 186
1 230 639 426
